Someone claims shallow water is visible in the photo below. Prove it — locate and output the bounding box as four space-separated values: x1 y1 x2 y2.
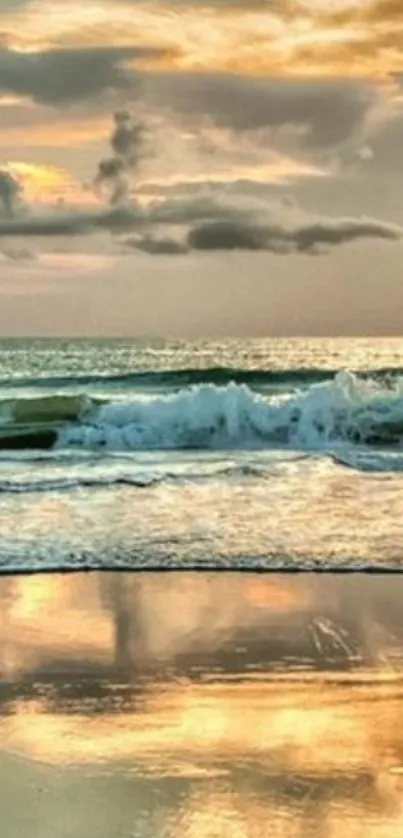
1 454 403 571
2 571 403 837
1 337 403 571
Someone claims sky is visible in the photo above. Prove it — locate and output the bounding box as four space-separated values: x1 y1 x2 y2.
0 0 403 336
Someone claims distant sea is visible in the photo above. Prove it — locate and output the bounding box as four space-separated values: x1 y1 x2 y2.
1 337 403 572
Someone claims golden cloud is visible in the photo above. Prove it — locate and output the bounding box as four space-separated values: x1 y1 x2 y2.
2 0 402 79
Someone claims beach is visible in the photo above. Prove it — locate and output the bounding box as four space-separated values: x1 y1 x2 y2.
2 570 403 837
2 1 403 833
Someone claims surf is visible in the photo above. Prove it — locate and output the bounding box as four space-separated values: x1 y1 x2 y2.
56 372 403 452
1 371 403 453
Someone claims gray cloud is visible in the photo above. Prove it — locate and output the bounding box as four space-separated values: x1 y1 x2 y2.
188 220 267 251
146 192 258 224
0 170 22 216
0 41 378 156
129 234 189 255
149 73 379 153
0 186 263 239
0 0 33 8
0 43 381 167
0 45 164 104
0 206 141 237
365 109 403 171
0 192 241 238
95 110 146 205
1 182 400 258
118 196 403 255
144 191 403 252
186 216 403 253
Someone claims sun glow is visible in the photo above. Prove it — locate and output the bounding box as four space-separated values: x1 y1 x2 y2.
5 162 82 203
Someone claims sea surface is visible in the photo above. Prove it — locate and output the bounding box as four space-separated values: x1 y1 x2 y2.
1 337 403 572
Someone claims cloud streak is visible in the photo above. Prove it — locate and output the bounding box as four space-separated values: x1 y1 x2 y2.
0 191 247 237
1 167 401 257
127 210 403 256
0 206 140 237
187 216 403 253
147 73 380 158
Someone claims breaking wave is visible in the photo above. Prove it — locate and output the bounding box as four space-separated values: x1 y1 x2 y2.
55 372 403 452
1 371 403 452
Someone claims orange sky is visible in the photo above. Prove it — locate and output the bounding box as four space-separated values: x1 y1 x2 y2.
0 0 403 335
2 0 402 77
1 0 402 201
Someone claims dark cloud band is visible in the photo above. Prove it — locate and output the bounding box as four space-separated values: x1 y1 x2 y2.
186 216 403 253
0 45 164 104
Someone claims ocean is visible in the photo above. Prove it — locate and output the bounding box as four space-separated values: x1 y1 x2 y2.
1 336 403 572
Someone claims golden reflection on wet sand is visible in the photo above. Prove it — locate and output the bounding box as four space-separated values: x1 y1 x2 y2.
2 572 403 837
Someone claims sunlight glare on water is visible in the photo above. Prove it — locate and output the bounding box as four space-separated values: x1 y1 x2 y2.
0 337 403 571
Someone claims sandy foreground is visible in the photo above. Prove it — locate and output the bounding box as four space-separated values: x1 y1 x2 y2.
1 571 403 837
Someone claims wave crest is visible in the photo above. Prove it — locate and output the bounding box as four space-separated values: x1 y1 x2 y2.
56 372 403 451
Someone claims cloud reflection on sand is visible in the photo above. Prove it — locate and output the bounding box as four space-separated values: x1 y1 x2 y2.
2 572 403 837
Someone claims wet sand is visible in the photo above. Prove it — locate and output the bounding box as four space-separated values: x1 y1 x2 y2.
2 571 403 837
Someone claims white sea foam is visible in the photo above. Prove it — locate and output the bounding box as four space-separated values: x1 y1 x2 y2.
57 371 403 451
